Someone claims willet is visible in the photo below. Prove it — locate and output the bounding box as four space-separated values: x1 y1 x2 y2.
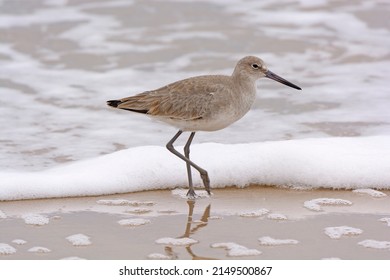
107 56 301 198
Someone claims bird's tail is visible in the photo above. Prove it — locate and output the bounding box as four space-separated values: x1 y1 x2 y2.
106 99 149 114
107 100 122 108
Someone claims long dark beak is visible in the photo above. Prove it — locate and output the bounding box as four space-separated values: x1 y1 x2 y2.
265 70 301 90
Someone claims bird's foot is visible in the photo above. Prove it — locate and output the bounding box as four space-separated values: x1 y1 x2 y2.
186 188 198 199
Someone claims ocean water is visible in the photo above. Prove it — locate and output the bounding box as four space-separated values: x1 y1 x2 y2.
0 0 389 199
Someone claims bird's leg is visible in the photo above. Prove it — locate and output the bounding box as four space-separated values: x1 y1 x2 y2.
166 130 211 197
184 132 196 197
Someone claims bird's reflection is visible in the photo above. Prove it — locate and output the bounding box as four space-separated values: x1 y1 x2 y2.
163 199 215 260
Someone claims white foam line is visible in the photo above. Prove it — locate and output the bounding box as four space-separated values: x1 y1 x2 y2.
0 136 390 201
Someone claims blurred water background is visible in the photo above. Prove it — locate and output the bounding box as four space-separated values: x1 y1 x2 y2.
1 0 389 171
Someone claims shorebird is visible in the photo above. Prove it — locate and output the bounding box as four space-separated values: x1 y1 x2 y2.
107 56 301 198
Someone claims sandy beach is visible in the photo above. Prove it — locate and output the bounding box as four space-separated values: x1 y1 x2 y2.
1 186 389 260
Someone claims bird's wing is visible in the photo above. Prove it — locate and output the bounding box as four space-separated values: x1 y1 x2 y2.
117 76 230 120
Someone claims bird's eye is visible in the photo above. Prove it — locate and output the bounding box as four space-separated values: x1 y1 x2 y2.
251 64 259 69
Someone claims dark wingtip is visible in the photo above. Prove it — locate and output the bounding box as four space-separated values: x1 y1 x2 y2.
107 99 149 114
107 100 121 108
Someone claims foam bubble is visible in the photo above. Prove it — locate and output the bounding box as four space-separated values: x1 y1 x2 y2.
118 218 151 227
324 226 363 239
304 198 352 212
267 213 288 220
66 234 91 246
96 199 155 206
0 243 17 255
155 237 198 246
258 236 299 246
0 210 6 219
352 189 387 198
358 240 390 250
22 213 49 226
28 246 51 253
239 208 270 217
124 208 152 214
61 256 86 260
147 253 172 260
12 239 27 245
211 242 261 257
379 217 390 227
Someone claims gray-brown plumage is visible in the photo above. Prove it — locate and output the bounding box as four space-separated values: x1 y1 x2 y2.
107 56 301 198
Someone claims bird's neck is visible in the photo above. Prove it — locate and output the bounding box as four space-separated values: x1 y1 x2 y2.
231 71 257 93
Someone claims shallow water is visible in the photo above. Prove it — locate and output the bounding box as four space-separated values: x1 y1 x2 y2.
1 187 390 260
2 211 389 260
0 0 389 171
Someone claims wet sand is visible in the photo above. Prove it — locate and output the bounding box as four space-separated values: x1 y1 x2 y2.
1 186 389 260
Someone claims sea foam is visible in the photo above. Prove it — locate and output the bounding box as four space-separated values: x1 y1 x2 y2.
0 136 390 201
